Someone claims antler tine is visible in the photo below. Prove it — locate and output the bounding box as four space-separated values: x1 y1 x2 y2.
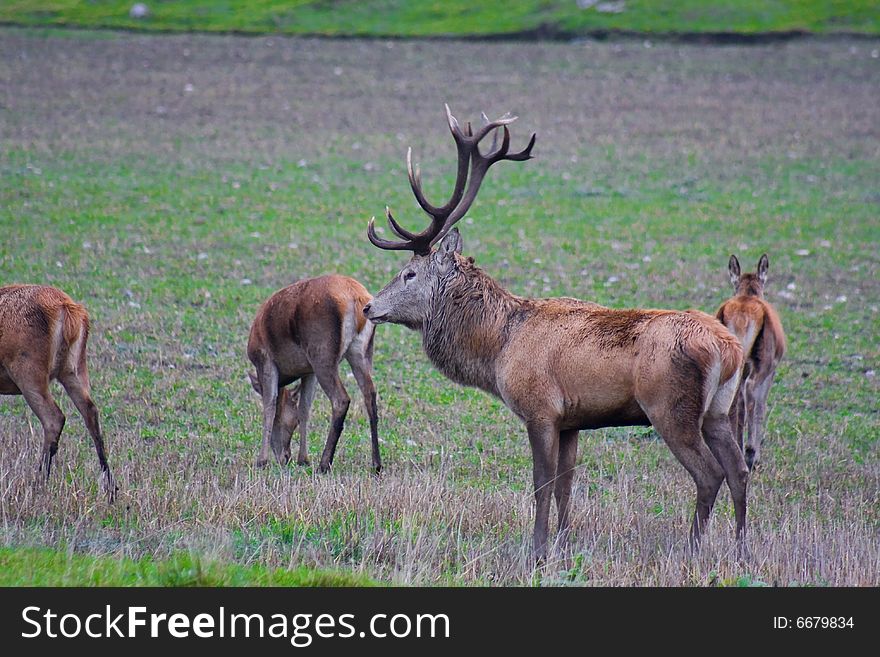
384 206 420 241
407 147 445 218
367 216 423 251
481 111 500 155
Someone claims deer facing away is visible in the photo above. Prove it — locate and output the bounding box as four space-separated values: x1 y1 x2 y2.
247 274 381 473
363 106 748 561
716 254 786 470
0 284 115 502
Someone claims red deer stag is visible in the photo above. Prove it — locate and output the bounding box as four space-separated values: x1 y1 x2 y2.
716 254 786 470
0 284 115 502
247 274 380 473
363 106 748 561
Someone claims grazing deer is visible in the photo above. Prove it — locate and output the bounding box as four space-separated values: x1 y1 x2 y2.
363 106 748 561
247 274 381 473
716 254 786 470
0 284 115 502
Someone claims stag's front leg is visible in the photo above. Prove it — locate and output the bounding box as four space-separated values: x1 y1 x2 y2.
526 420 560 565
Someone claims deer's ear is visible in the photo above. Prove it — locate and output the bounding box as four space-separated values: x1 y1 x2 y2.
248 371 262 395
435 228 462 270
757 254 769 285
728 255 741 287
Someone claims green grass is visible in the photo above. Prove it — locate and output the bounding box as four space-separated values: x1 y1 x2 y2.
0 1 878 37
0 28 877 585
0 547 378 586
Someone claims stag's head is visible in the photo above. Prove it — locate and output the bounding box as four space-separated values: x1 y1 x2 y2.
363 105 535 329
728 253 769 298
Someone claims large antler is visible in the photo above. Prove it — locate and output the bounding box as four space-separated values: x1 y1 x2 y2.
368 104 536 255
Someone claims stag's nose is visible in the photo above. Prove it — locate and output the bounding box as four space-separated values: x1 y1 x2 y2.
362 303 372 317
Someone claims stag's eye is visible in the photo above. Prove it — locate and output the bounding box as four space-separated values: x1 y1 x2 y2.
403 270 416 281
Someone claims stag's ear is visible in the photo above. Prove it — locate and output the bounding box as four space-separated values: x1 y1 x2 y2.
435 228 463 270
728 255 741 287
757 254 769 285
248 371 262 395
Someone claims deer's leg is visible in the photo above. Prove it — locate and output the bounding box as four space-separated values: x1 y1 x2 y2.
295 374 317 466
256 364 279 468
20 382 65 481
744 370 775 471
314 366 350 474
554 429 579 551
526 419 560 565
59 369 116 503
702 413 749 553
648 408 724 551
345 332 381 474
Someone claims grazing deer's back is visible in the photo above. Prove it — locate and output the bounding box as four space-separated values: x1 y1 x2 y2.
247 275 372 365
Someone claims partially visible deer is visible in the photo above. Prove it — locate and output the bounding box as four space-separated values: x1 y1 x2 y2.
247 274 381 473
716 254 786 470
363 106 748 562
0 284 115 502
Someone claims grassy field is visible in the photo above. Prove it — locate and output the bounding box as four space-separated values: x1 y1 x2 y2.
1 1 879 37
0 546 377 585
0 27 878 586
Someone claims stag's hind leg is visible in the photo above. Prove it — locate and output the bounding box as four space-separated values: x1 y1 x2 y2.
702 413 748 553
643 392 725 550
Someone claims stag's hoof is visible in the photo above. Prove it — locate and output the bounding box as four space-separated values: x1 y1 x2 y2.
296 457 310 467
371 463 382 476
255 458 270 469
318 462 332 474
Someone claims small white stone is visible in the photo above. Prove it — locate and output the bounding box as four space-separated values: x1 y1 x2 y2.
129 3 150 19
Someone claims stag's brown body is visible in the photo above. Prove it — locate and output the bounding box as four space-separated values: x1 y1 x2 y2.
716 255 786 470
364 106 749 561
0 284 115 501
247 274 380 473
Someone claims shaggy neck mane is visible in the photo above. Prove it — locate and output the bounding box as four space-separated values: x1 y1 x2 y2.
421 255 523 396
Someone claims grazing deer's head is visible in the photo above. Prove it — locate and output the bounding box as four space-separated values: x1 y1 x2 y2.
248 370 301 437
728 253 769 298
363 105 535 329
